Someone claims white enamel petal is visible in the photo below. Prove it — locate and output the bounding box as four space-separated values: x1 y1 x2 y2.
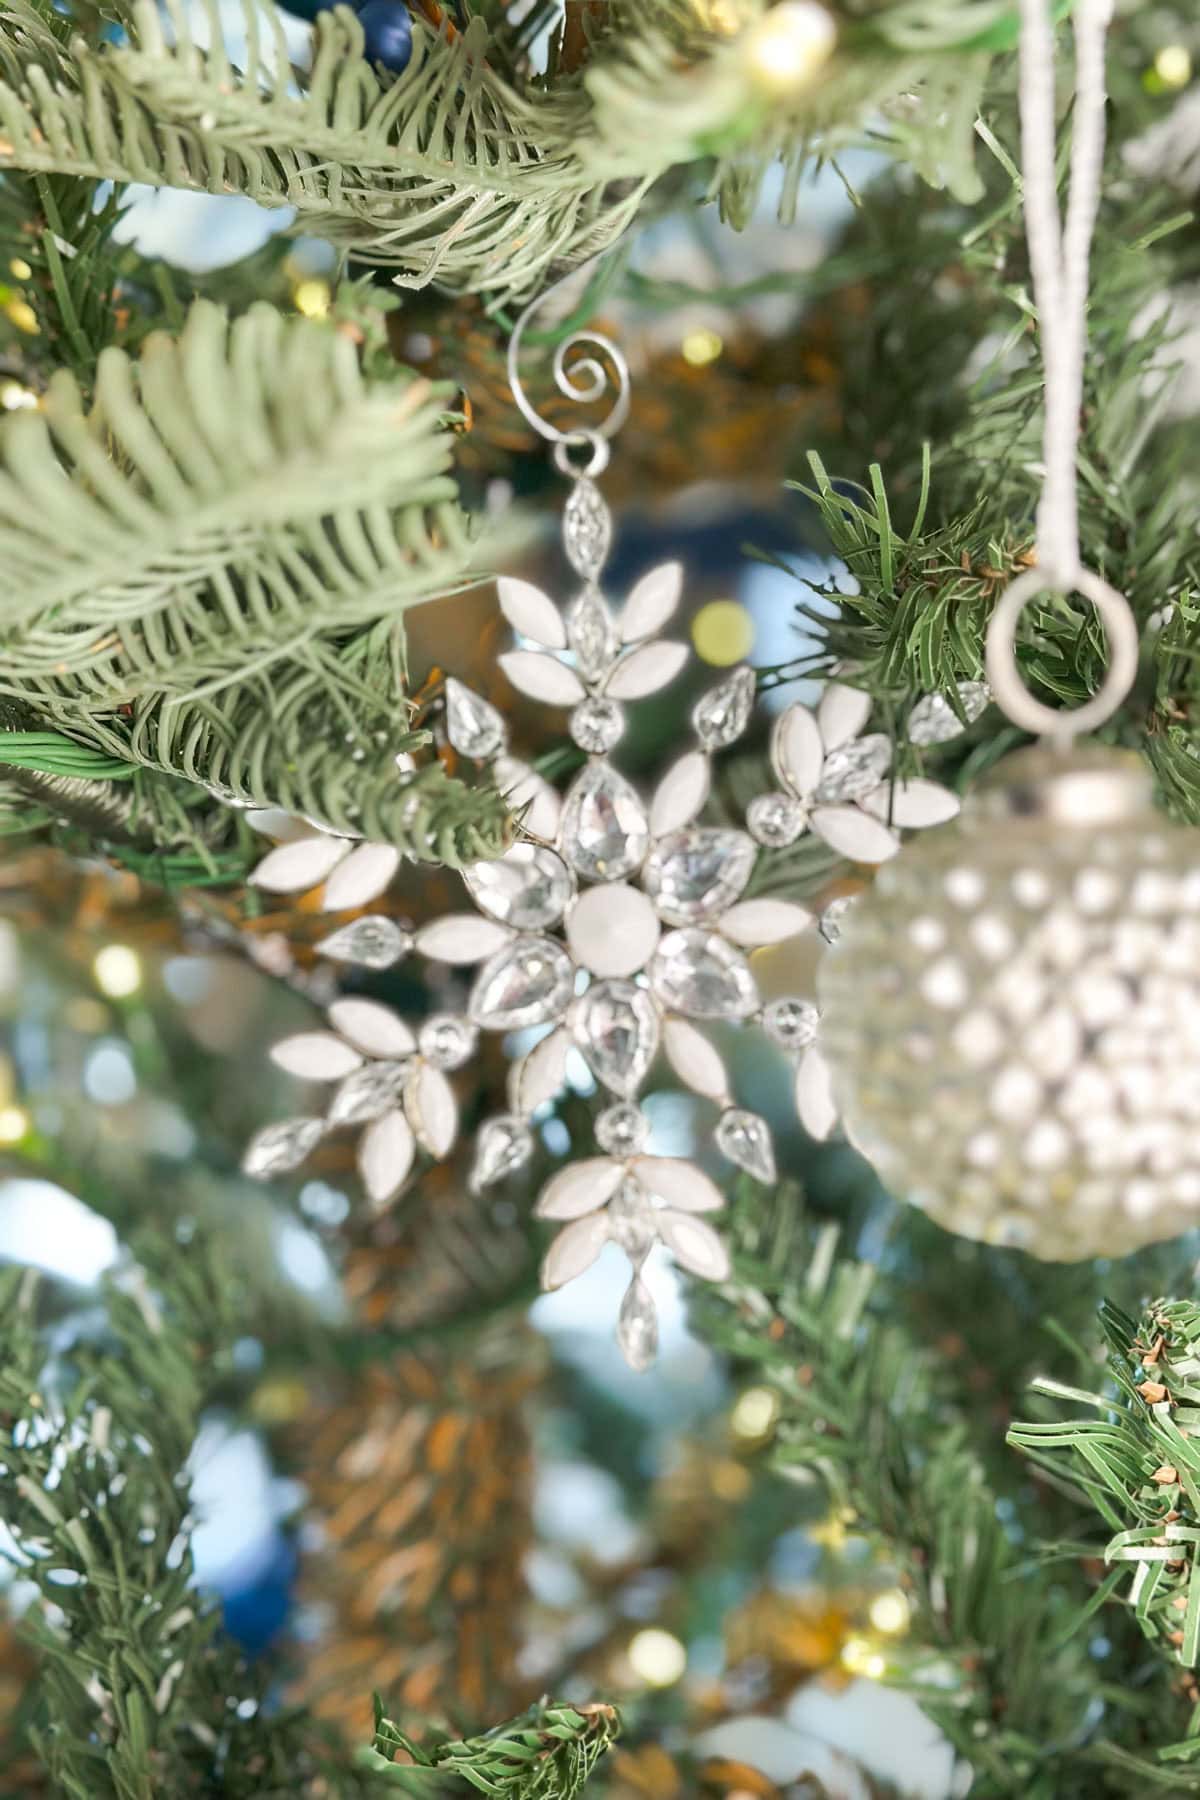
661 1017 730 1103
541 1213 612 1290
327 998 417 1059
508 1026 572 1115
250 833 352 894
860 779 961 828
358 1108 415 1206
649 751 711 837
414 914 512 964
499 651 587 706
496 756 562 843
320 843 400 912
404 1063 458 1158
245 808 308 841
604 641 688 700
535 1158 624 1221
771 703 824 798
497 576 567 649
817 682 873 750
656 1210 731 1282
720 899 813 947
810 805 900 864
620 562 683 642
795 1045 838 1141
269 1033 363 1081
631 1156 724 1213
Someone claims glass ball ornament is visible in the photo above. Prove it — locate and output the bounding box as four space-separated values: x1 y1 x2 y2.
818 744 1200 1259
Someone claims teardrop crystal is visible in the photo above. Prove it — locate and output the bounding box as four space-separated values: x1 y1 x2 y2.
815 732 892 804
692 666 755 750
463 844 574 930
470 1115 534 1190
242 1117 324 1178
315 915 412 970
605 1180 657 1265
559 762 650 881
574 978 661 1096
468 936 575 1031
715 1107 777 1183
567 589 618 682
642 828 756 924
445 677 507 761
617 1277 659 1371
649 929 758 1020
327 1060 410 1126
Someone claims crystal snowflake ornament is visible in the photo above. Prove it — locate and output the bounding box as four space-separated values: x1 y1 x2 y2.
242 299 963 1367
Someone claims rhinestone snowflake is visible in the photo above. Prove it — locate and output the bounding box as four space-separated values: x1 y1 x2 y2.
243 478 965 1367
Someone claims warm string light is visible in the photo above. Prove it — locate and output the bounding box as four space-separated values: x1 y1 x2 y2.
0 1104 29 1144
627 1627 687 1687
681 326 724 367
293 279 332 319
692 599 756 666
93 944 142 998
743 1 836 96
729 1383 780 1440
1153 44 1192 89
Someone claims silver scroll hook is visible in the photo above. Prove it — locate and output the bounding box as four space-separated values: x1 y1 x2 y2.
506 258 631 481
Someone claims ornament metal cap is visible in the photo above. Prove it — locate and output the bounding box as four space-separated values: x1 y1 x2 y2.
965 743 1154 829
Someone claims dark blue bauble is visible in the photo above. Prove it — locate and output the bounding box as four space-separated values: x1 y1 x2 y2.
358 0 413 70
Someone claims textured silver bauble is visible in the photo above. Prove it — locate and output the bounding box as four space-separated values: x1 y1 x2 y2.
818 745 1200 1259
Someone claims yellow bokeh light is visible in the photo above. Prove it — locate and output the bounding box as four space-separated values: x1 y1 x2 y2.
730 1384 780 1440
294 279 332 319
94 944 142 999
681 327 723 367
692 600 755 666
0 1104 29 1144
5 299 38 335
0 379 37 411
744 1 836 95
869 1589 911 1636
9 258 31 280
840 1634 886 1680
1155 45 1192 89
628 1628 687 1688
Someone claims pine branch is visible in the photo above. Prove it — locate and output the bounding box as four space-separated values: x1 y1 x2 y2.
0 296 512 869
361 1697 620 1795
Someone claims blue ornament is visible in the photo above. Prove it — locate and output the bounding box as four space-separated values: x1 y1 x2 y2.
357 0 413 71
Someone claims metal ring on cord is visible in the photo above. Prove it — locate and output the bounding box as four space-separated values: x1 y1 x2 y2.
985 563 1139 739
506 264 631 454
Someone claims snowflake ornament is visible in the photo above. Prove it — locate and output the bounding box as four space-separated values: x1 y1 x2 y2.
243 475 967 1368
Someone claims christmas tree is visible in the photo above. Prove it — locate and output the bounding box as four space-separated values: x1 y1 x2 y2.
4 0 1200 1794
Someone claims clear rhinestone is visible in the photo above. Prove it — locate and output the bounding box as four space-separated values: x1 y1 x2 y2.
444 677 507 760
570 696 625 754
566 589 618 682
692 666 756 750
643 828 756 925
606 1181 657 1264
815 733 893 803
418 1014 478 1071
468 936 575 1030
747 793 807 848
574 979 661 1096
559 762 650 881
650 930 758 1020
471 1115 534 1190
596 1102 649 1157
315 915 412 969
242 1117 324 1178
327 1060 409 1126
617 1277 659 1370
762 998 820 1051
819 896 857 944
563 479 612 581
463 844 573 929
907 681 990 747
716 1107 777 1182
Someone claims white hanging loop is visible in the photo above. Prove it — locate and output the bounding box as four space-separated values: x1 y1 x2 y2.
985 0 1138 741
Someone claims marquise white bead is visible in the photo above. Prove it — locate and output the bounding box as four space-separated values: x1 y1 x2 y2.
542 1213 612 1289
810 805 900 864
497 576 567 649
415 914 513 964
251 833 351 894
358 1108 415 1206
817 682 873 750
656 1210 731 1281
772 703 824 798
270 1033 363 1081
631 1156 724 1213
509 1026 572 1115
720 898 813 946
620 562 683 642
404 1063 458 1157
535 1158 625 1220
661 1017 730 1104
320 843 400 912
604 641 689 700
649 751 711 836
499 650 587 706
495 756 562 843
795 1045 838 1140
860 779 961 827
328 998 417 1059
